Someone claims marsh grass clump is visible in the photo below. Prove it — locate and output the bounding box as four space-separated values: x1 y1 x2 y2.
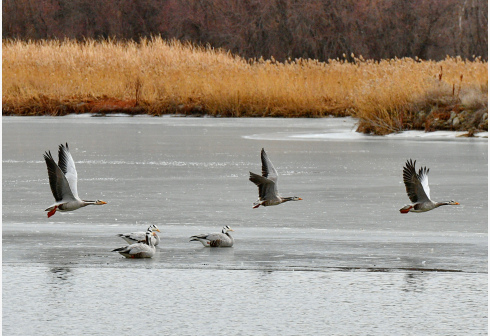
2 38 487 134
352 57 487 134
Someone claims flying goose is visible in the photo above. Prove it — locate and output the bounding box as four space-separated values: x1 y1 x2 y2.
249 148 302 208
112 227 156 258
43 143 106 217
190 225 234 247
400 159 459 213
117 224 161 246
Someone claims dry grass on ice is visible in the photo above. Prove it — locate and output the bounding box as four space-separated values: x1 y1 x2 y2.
2 37 488 134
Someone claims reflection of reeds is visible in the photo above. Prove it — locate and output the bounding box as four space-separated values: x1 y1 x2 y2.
3 38 487 134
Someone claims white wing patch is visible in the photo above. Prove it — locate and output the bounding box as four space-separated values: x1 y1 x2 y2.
418 168 431 200
261 149 279 183
59 144 79 199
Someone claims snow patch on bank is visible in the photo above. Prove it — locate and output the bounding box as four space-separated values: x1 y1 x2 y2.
245 117 488 141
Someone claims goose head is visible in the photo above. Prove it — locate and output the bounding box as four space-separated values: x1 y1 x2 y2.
149 224 161 232
222 225 234 233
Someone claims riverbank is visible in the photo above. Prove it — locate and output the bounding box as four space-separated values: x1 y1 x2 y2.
3 38 487 135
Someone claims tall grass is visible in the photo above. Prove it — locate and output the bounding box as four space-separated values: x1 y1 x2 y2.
3 37 487 134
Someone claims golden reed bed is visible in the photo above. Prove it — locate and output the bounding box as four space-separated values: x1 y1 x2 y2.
3 37 487 134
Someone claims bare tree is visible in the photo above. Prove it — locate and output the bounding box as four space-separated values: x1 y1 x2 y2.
2 0 487 60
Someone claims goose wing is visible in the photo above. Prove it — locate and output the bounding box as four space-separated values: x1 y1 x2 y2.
261 148 278 183
127 243 153 255
204 233 225 242
190 233 210 241
403 159 431 203
417 166 431 200
113 242 152 255
190 231 214 239
117 232 145 244
44 150 77 203
118 232 160 245
249 172 279 201
57 143 79 199
192 232 225 243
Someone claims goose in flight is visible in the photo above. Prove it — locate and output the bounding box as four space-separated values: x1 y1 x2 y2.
249 148 302 208
400 159 459 213
113 227 156 258
190 225 234 247
43 143 106 218
117 224 161 246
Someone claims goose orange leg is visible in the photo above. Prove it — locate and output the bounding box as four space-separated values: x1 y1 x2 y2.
399 206 413 214
47 206 58 218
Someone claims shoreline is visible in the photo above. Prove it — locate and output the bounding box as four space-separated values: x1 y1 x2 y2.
4 112 487 139
3 101 487 137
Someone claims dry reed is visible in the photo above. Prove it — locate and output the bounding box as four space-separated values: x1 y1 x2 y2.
2 37 487 134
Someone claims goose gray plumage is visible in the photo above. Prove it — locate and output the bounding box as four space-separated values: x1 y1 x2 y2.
117 224 161 246
249 148 302 208
190 225 234 247
112 227 156 258
400 159 459 213
44 143 106 218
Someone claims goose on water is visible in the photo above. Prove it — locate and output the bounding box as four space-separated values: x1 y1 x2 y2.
112 227 156 258
189 225 234 247
44 143 106 218
117 224 161 246
249 148 302 208
400 159 459 213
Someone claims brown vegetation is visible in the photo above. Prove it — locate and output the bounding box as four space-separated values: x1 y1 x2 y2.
2 38 488 135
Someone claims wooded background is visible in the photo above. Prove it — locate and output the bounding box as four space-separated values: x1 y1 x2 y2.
3 0 487 61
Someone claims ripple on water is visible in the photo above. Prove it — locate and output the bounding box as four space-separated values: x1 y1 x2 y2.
3 266 487 336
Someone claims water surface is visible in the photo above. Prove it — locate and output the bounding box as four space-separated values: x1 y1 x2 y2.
3 116 487 335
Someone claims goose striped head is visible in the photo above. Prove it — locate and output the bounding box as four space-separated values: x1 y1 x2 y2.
446 200 460 205
145 228 153 245
222 225 234 233
95 200 107 205
148 224 161 233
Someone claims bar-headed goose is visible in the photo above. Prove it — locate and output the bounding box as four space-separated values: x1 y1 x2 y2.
190 225 234 247
400 159 459 213
117 224 161 246
44 143 106 217
249 148 302 208
112 227 156 258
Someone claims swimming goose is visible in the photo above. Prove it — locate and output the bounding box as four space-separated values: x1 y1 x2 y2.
400 159 459 213
112 227 156 258
44 143 106 217
190 225 234 247
117 224 161 246
249 148 302 208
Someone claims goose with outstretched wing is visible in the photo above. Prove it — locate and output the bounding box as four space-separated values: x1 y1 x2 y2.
44 143 106 218
400 159 459 213
249 148 302 208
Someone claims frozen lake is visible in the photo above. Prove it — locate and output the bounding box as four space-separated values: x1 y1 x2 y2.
3 116 488 335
